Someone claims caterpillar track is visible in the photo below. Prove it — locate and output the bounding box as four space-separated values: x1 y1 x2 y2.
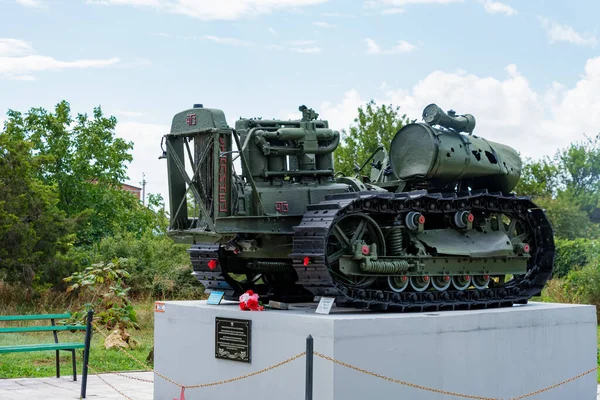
290 189 555 311
190 189 554 312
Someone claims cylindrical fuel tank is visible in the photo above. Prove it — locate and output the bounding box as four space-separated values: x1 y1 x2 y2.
389 123 522 193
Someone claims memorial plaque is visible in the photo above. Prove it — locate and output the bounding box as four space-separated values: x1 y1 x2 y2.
215 317 251 363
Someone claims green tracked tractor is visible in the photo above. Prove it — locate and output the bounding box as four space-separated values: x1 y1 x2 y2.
160 103 554 311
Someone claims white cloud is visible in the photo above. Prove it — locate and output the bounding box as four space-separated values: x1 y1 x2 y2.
267 27 278 36
479 0 516 16
539 17 597 46
366 0 462 7
86 0 163 6
268 41 322 53
115 110 145 118
321 12 355 17
316 58 600 161
290 46 322 53
151 32 195 40
153 32 253 47
16 0 44 7
0 39 33 57
269 40 321 54
286 40 316 46
380 8 406 14
115 121 170 208
319 89 366 133
265 44 285 51
88 0 328 20
0 38 120 81
363 38 417 54
313 21 337 28
202 35 254 47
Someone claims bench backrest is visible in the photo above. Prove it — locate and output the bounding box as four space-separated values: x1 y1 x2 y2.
0 313 71 321
0 313 86 334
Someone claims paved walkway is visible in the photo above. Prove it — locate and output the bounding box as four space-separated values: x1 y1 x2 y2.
0 371 153 400
1 373 600 399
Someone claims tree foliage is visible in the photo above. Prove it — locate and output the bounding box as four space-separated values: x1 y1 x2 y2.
553 237 600 278
3 101 160 245
334 100 410 177
515 134 600 240
0 129 74 285
0 100 173 291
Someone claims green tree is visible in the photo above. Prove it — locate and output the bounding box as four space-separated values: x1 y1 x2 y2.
514 156 559 198
334 100 410 177
0 129 74 285
515 134 600 240
558 134 600 215
4 101 159 245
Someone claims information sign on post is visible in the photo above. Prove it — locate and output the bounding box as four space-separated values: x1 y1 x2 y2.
207 291 225 305
315 297 335 314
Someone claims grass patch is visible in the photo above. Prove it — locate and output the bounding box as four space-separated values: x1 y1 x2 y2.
0 300 155 379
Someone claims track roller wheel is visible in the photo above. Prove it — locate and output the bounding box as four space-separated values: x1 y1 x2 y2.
387 275 409 292
431 275 451 291
452 275 471 291
410 276 430 292
472 275 490 289
326 213 385 289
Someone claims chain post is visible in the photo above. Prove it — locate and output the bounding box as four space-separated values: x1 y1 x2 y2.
81 309 94 399
305 335 313 400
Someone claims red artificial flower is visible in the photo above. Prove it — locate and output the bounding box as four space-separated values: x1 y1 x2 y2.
239 302 247 311
247 297 259 310
207 260 217 270
246 290 254 296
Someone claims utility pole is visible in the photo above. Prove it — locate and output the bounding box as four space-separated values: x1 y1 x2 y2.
141 173 146 206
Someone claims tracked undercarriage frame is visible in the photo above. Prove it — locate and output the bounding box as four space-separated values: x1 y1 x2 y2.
189 189 554 312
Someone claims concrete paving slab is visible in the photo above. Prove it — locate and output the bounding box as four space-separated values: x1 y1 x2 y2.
0 372 153 400
0 372 599 399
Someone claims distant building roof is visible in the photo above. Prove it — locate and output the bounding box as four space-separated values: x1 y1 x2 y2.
121 183 142 191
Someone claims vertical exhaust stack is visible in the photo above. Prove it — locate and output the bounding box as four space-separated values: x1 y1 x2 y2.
422 104 476 134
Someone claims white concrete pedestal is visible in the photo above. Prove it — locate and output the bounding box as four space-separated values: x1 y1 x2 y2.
154 301 597 400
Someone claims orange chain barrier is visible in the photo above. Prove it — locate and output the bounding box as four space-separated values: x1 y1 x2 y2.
90 323 305 399
313 352 598 400
88 323 597 400
507 366 598 400
87 364 135 400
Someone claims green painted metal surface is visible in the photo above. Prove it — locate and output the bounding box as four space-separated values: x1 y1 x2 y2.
159 102 552 311
0 343 85 354
0 326 85 333
170 106 228 136
0 313 71 321
416 229 514 257
389 105 522 193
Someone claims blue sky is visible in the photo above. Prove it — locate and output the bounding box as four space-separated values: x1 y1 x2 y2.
2 0 600 205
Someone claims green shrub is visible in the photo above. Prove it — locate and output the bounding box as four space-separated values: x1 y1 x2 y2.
553 238 600 278
85 232 204 299
64 258 139 330
542 261 600 318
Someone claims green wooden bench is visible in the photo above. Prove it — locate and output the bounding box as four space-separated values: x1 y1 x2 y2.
0 310 94 398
